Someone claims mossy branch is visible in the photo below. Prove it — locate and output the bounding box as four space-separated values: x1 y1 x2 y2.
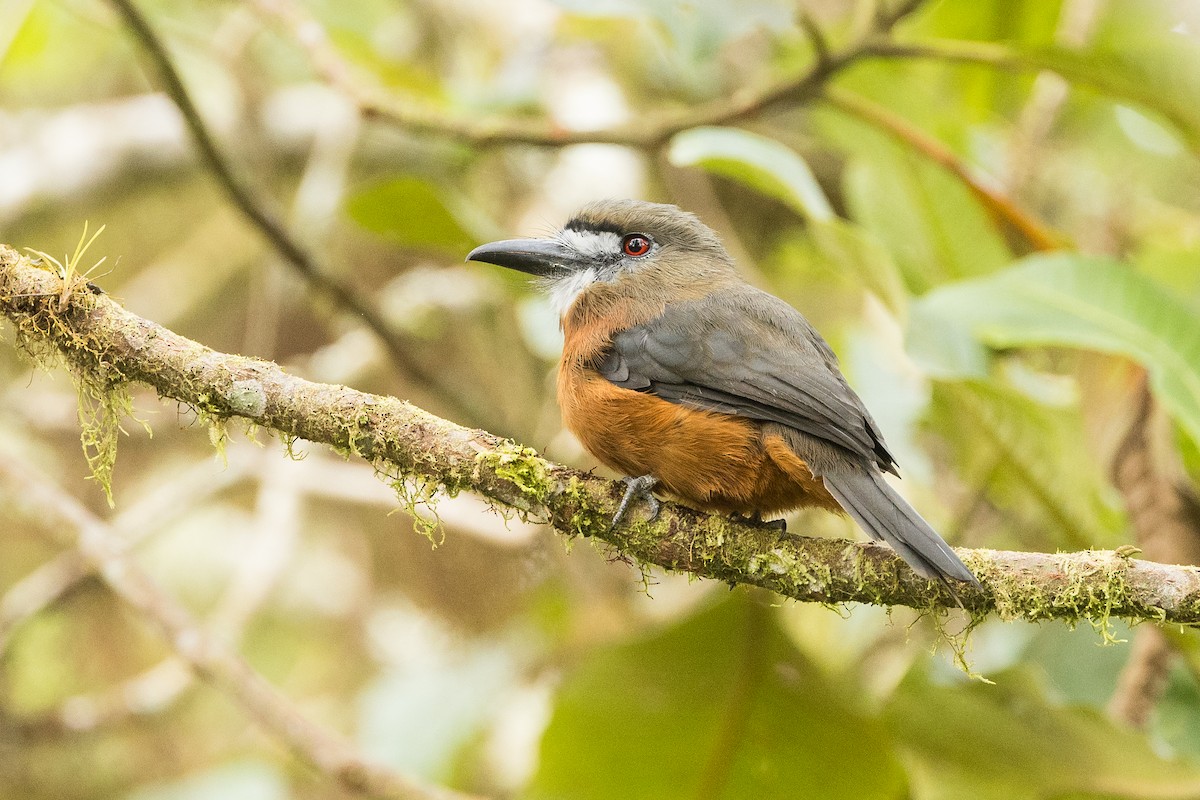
3 244 1199 625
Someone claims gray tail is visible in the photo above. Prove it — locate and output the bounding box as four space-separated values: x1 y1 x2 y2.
823 470 977 586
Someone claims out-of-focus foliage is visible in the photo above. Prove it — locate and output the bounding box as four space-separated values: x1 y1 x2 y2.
911 254 1200 443
530 595 907 800
2 0 1200 799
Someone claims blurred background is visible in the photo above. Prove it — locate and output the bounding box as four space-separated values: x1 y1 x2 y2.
3 0 1200 797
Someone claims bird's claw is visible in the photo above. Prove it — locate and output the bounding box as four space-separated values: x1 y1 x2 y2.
611 475 660 528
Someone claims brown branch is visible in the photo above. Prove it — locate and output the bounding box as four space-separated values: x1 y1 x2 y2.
105 0 491 426
0 450 480 800
1108 626 1174 728
5 245 1200 625
823 86 1066 253
253 0 929 149
1107 373 1200 727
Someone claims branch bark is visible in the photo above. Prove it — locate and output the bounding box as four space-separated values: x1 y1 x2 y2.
4 244 1200 624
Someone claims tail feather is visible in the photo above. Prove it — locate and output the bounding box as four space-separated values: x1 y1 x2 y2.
822 470 977 585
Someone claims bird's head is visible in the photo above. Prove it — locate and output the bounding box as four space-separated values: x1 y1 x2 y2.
466 199 735 318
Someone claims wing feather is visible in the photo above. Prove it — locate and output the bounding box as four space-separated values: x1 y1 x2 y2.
594 286 896 472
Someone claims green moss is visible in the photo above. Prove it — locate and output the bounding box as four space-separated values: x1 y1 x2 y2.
4 279 144 507
75 372 134 508
967 550 1151 640
563 477 609 538
476 443 554 506
375 460 445 545
328 407 372 459
281 434 307 461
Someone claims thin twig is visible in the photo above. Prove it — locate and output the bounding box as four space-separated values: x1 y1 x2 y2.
254 0 930 148
4 243 1200 623
6 451 300 736
105 0 491 426
796 10 832 68
823 86 1066 252
0 455 251 652
0 452 480 800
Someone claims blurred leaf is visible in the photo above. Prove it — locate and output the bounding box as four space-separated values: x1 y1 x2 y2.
1019 621 1134 709
526 595 907 800
357 636 520 781
807 219 909 315
927 382 1125 550
1021 43 1200 154
125 760 288 800
1158 634 1200 760
841 149 1013 290
886 668 1200 800
669 127 834 221
345 177 474 252
896 37 1200 154
549 0 792 54
909 254 1200 447
913 0 1062 47
670 127 907 311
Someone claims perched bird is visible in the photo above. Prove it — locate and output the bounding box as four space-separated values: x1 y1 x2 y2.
467 199 975 585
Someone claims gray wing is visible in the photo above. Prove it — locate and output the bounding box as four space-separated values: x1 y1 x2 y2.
594 286 897 472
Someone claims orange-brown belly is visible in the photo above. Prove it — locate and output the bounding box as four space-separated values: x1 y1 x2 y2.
558 368 839 516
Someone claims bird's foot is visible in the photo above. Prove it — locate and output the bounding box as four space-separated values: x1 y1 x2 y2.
611 475 660 528
729 512 787 532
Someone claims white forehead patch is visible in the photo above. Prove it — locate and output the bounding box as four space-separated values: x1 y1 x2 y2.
559 228 621 259
537 228 624 321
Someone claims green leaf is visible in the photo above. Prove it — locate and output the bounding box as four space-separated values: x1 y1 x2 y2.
926 382 1125 550
669 127 908 312
526 595 906 800
345 177 474 252
886 668 1200 800
669 127 834 221
909 254 1200 447
905 38 1200 153
1022 43 1200 153
807 218 909 316
840 150 1013 290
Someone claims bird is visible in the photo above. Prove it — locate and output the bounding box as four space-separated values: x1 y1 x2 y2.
467 199 976 585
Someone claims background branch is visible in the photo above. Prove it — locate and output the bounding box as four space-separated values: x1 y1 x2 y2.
822 86 1066 252
3 244 1199 624
106 0 490 426
253 0 929 148
0 450 479 800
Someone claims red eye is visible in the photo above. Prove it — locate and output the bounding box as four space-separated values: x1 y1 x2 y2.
622 234 652 257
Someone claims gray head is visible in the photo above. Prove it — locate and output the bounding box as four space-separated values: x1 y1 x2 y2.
467 199 735 317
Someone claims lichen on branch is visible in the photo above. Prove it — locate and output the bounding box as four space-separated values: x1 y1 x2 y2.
2 243 1199 625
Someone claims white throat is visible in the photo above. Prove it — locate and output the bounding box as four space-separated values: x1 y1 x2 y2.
542 228 621 322
544 268 598 321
